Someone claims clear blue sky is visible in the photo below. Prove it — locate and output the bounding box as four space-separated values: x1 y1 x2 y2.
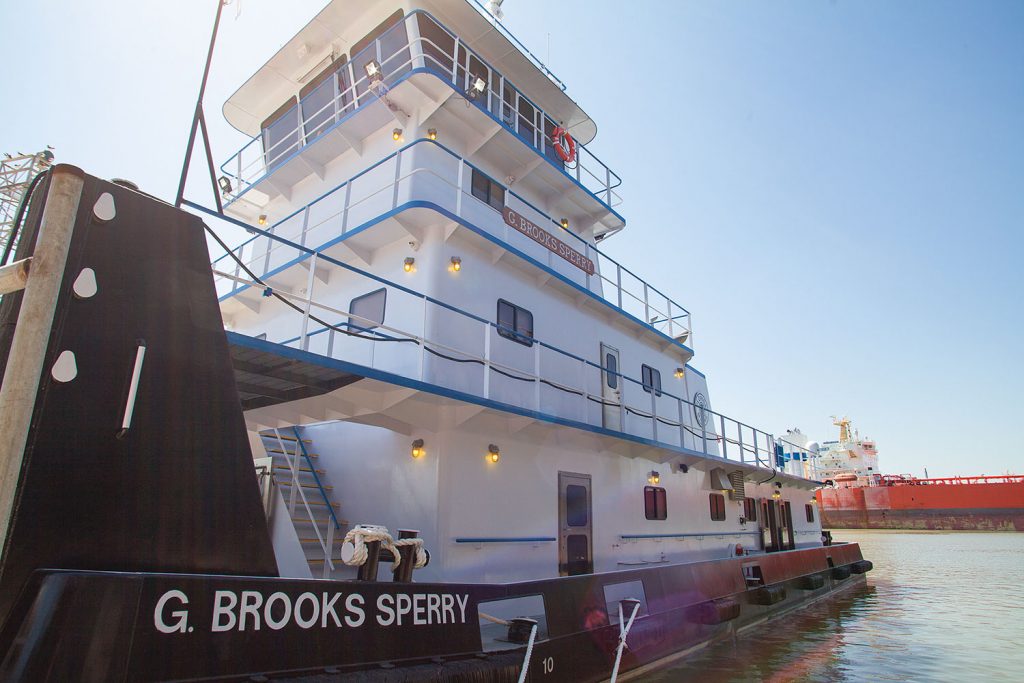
3 1 1021 477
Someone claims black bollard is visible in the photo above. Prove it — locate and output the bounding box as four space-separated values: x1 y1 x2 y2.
357 540 381 581
392 529 420 582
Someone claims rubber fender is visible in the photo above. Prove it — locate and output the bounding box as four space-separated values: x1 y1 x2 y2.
796 573 826 590
687 597 741 625
850 560 873 574
831 565 852 580
749 584 787 605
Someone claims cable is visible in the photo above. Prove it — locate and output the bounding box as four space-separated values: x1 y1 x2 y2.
1 169 50 267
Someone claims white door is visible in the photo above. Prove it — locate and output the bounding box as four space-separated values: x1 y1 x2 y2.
600 343 622 431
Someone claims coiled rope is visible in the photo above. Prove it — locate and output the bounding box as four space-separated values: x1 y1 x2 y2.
341 524 428 569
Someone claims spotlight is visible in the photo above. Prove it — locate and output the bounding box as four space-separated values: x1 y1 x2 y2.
467 77 486 100
427 128 437 140
365 60 382 80
772 490 782 500
647 470 661 485
403 257 415 273
560 218 569 230
487 444 500 463
674 367 685 379
411 439 425 459
449 256 462 272
217 175 233 195
257 214 267 226
393 128 403 141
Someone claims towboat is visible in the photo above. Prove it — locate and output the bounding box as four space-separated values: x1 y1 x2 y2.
0 1 871 680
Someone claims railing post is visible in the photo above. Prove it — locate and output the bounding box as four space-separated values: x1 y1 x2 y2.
534 342 541 410
341 180 352 233
677 399 684 447
392 149 402 210
300 252 318 351
419 295 428 382
300 206 310 247
455 161 464 216
643 282 650 323
737 424 745 464
650 389 658 442
720 414 728 460
483 322 491 399
616 264 623 309
667 301 675 338
754 429 760 463
605 167 612 204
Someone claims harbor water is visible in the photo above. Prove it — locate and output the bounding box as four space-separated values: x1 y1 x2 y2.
645 530 1024 681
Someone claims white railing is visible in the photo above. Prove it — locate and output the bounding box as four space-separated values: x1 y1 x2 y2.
214 139 692 346
219 11 621 210
213 256 783 476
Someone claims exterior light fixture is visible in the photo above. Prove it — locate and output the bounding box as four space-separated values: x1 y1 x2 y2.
403 257 415 273
560 218 569 230
411 439 425 459
647 470 661 485
217 176 232 195
674 367 685 379
467 77 486 100
772 490 782 500
487 444 500 463
365 60 382 80
449 256 462 272
427 128 437 140
257 214 267 226
392 128 403 141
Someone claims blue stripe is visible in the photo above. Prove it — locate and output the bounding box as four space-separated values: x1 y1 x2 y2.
454 537 556 543
621 532 760 539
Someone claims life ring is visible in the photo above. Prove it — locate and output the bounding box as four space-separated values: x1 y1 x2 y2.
551 126 576 163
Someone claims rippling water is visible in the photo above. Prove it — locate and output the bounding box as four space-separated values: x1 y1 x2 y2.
645 531 1024 682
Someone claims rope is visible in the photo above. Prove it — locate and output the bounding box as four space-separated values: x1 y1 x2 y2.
477 611 511 626
341 524 401 569
609 600 641 683
517 623 538 683
394 536 428 568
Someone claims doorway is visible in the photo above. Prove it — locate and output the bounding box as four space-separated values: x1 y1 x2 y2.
558 472 593 576
600 343 622 431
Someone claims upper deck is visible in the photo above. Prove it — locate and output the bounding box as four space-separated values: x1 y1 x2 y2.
219 3 622 238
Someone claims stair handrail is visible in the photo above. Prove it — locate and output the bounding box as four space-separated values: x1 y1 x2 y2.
291 426 342 531
270 428 336 574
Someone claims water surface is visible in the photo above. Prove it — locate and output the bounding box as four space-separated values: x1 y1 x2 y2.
645 531 1024 682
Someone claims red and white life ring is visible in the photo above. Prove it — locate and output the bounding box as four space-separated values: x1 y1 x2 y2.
551 126 576 163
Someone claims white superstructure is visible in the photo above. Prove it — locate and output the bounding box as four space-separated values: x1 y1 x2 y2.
211 0 824 584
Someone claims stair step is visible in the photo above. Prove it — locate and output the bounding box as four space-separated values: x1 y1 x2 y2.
273 465 325 474
291 517 349 527
266 448 319 458
277 481 335 491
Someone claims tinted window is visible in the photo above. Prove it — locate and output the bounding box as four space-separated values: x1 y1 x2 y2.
644 486 667 520
351 10 405 100
566 484 588 527
349 288 386 330
710 493 726 521
300 56 349 141
605 353 617 389
806 504 815 523
416 14 455 74
470 169 504 211
496 299 533 346
641 365 662 396
744 497 758 522
261 98 300 170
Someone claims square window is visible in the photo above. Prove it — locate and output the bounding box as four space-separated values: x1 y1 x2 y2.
644 486 667 520
496 299 533 347
710 493 726 521
349 288 386 331
470 169 505 212
641 365 662 396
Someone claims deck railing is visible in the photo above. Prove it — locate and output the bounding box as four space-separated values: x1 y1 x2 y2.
219 10 621 209
199 206 786 474
214 139 691 346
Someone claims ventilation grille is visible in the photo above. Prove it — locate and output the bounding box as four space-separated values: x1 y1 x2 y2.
728 471 746 501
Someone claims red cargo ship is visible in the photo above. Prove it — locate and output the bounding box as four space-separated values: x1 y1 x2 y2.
813 419 1024 531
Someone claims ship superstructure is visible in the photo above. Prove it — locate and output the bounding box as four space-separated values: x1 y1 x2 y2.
206 0 832 582
814 417 879 484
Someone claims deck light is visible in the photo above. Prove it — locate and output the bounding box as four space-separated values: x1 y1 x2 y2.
648 470 660 485
772 491 782 500
257 214 267 226
427 128 437 140
217 175 232 195
487 444 500 463
393 128 403 141
365 60 382 80
403 257 415 273
468 77 486 100
674 367 685 379
560 218 569 230
449 256 462 272
411 439 425 459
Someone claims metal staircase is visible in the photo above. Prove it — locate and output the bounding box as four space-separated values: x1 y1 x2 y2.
260 427 346 577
